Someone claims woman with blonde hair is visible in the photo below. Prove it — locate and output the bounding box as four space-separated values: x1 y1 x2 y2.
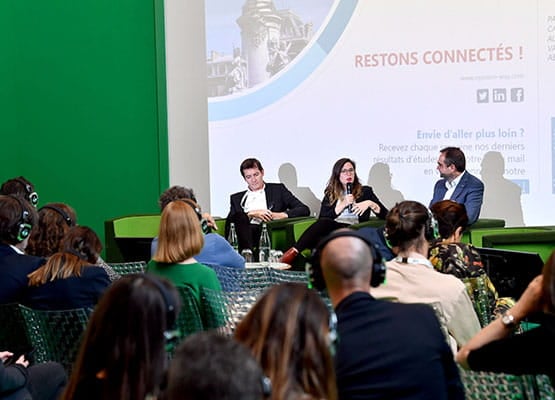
25 225 110 310
146 199 221 304
235 282 338 400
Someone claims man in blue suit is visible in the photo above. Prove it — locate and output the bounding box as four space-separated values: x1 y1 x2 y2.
430 147 484 225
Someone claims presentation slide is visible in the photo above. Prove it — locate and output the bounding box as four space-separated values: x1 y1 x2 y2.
205 0 555 226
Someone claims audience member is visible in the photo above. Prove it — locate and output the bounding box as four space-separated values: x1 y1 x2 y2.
429 200 514 317
0 177 39 208
147 199 222 305
151 185 244 268
26 203 119 281
0 195 44 304
457 250 555 380
166 331 270 400
316 229 464 399
280 157 387 265
235 282 338 400
226 158 309 254
371 200 481 348
25 226 111 310
0 350 66 400
61 274 180 400
430 147 484 225
26 203 77 258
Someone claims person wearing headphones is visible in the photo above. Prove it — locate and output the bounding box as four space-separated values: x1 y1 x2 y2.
61 274 180 399
0 195 45 304
0 176 39 208
316 229 464 399
371 201 481 349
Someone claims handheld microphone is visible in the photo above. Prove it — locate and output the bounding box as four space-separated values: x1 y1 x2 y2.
346 182 353 212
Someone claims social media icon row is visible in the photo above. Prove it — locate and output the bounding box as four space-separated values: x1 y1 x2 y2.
477 88 524 103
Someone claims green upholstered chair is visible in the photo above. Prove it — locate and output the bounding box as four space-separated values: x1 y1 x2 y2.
213 217 227 237
461 218 506 243
267 216 316 251
467 226 549 248
104 214 161 262
481 231 555 263
351 217 386 230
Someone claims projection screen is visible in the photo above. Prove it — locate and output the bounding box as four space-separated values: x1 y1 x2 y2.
204 0 555 226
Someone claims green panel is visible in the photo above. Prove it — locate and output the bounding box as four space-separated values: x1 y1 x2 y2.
0 0 169 255
113 215 161 237
469 227 550 247
481 232 555 263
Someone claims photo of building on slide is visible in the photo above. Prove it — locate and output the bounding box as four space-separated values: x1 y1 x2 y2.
205 0 334 97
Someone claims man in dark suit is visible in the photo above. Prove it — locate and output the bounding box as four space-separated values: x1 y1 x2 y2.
0 195 45 304
430 147 484 225
318 230 464 400
226 158 309 253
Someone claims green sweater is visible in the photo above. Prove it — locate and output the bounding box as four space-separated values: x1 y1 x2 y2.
146 260 222 305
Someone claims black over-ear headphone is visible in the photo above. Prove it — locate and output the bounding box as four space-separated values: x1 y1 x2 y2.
39 205 74 227
180 200 210 234
306 230 386 291
9 195 33 243
14 178 39 207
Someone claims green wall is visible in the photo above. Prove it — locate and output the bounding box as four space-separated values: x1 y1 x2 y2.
1 0 169 253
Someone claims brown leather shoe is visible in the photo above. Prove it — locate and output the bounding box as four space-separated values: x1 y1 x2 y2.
279 247 299 265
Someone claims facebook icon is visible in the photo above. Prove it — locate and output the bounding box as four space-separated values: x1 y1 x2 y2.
511 88 524 102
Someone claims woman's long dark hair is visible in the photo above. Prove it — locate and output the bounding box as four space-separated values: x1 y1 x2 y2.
235 283 337 400
324 158 362 205
62 274 179 400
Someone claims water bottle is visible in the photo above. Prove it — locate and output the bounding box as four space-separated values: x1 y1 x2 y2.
228 222 239 252
258 223 271 265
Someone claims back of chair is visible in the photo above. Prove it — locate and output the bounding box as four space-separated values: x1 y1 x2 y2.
200 287 265 335
176 285 204 338
0 303 32 355
458 367 534 399
109 261 147 276
208 264 273 292
19 305 91 373
269 269 308 285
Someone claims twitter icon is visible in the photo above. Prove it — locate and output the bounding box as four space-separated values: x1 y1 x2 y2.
477 89 489 103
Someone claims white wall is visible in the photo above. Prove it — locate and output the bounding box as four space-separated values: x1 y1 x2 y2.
164 0 212 211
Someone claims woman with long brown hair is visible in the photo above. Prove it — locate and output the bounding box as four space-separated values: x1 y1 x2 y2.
26 203 77 257
281 158 387 265
235 283 338 400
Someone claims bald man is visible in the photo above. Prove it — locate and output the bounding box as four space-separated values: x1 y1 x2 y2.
318 230 464 400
